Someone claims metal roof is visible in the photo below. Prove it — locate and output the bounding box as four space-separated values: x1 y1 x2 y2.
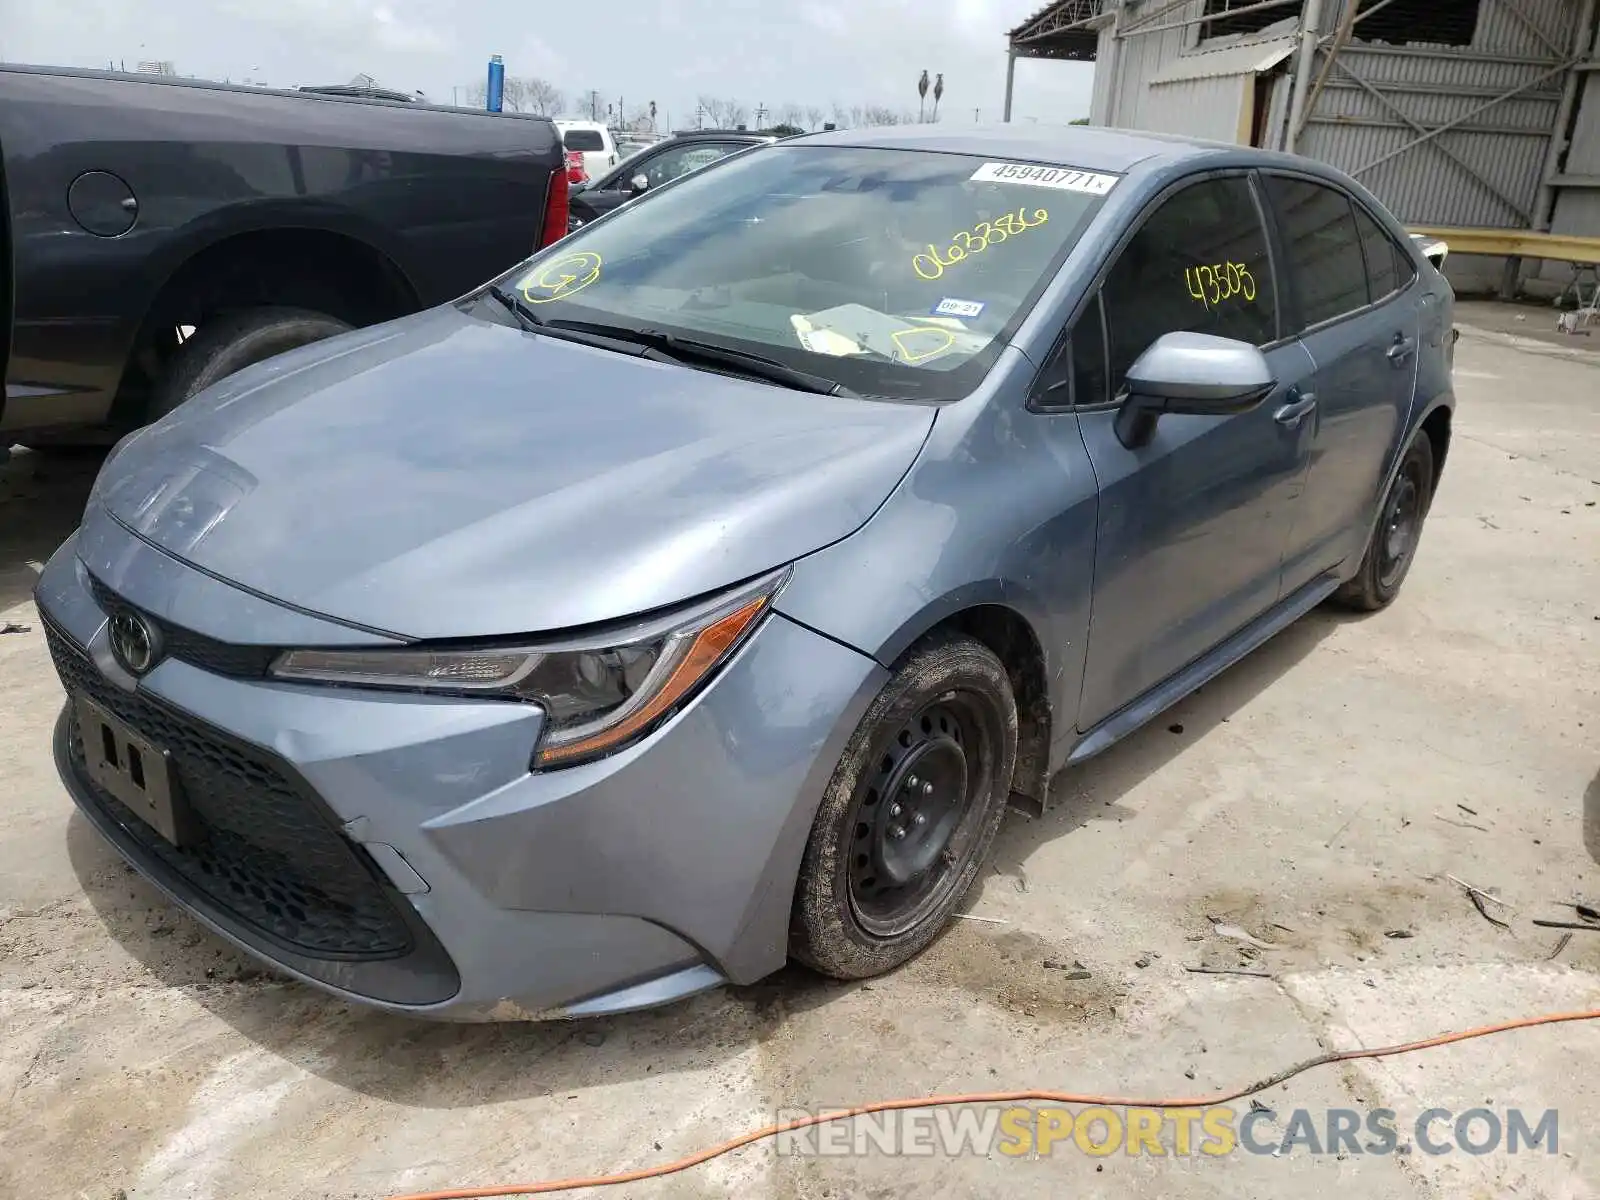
1007 0 1106 60
1148 36 1299 84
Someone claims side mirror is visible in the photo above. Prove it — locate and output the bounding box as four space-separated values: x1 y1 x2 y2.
1114 331 1275 449
629 173 650 195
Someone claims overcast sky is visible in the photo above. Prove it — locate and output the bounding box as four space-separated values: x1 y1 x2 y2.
3 0 1094 127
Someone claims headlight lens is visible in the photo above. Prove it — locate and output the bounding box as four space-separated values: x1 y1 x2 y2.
269 570 785 768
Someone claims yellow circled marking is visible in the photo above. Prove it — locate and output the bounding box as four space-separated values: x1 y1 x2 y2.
520 251 603 304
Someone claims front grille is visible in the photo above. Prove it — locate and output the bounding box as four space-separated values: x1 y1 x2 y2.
87 573 277 678
45 619 413 960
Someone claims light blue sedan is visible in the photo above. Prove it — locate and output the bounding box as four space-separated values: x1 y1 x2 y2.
37 123 1455 1018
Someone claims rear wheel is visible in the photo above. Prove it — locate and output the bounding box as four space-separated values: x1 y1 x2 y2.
148 307 352 421
791 633 1018 979
1334 433 1435 612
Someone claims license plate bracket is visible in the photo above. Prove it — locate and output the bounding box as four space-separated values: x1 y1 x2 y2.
74 694 193 846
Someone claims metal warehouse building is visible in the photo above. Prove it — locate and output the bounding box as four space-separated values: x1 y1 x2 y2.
1004 0 1600 297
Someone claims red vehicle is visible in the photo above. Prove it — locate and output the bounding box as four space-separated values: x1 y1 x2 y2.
565 149 588 187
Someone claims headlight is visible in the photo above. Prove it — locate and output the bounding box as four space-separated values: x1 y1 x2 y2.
87 429 145 508
269 570 785 768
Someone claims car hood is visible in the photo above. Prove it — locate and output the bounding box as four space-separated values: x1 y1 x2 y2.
96 306 934 640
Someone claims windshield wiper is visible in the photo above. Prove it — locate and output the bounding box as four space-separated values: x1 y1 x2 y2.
543 319 859 397
486 284 545 332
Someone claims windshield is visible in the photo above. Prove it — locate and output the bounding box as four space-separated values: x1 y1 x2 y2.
482 144 1117 400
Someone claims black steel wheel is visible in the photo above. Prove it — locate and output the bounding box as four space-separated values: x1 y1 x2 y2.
1334 432 1435 612
1377 453 1426 590
791 633 1018 980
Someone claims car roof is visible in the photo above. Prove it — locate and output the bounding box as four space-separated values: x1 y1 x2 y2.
665 129 771 140
791 122 1250 174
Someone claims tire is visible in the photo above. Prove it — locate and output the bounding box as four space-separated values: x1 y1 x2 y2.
149 307 352 421
1333 432 1435 612
791 632 1019 979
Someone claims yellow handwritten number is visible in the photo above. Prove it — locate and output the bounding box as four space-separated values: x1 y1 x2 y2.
912 207 1048 281
1184 260 1257 309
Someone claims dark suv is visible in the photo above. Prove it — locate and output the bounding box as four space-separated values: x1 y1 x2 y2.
567 130 772 230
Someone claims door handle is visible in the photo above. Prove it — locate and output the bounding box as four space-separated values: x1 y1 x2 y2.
1274 390 1317 429
1387 334 1417 365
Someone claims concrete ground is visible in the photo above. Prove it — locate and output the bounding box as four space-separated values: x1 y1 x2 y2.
2 313 1598 1200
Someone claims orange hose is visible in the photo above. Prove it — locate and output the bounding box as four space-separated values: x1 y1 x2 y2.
388 1006 1600 1200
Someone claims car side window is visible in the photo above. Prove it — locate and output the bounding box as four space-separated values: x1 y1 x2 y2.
1266 176 1370 328
1099 175 1278 392
1351 203 1414 303
641 142 741 188
1072 294 1109 407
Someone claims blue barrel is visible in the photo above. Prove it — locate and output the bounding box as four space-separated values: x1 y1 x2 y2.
486 55 504 112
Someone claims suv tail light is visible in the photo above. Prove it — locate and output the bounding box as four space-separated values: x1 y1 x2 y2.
565 150 588 186
539 162 571 248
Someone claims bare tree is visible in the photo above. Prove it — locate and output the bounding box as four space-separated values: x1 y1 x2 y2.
830 102 851 127
466 80 487 108
699 94 741 127
499 76 528 112
861 105 901 126
523 77 563 117
779 102 804 127
625 103 654 132
805 104 825 129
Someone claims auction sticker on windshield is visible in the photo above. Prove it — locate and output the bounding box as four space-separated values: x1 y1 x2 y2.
931 298 986 319
970 162 1118 194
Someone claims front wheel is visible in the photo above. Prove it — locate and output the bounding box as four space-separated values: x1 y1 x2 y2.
791 633 1018 979
1334 432 1436 612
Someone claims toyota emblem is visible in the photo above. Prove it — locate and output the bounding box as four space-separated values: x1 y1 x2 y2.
108 610 161 676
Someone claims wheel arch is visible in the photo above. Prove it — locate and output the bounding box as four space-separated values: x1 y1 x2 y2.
866 581 1057 814
109 210 422 425
1417 401 1452 500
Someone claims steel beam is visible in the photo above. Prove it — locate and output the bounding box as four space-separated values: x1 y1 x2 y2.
1490 0 1567 61
1350 59 1576 180
1286 0 1324 152
1120 0 1301 39
1297 0 1359 144
1330 57 1538 223
1533 0 1598 230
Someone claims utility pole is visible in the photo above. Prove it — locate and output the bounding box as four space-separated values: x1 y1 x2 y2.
754 102 768 127
589 89 600 120
974 107 980 122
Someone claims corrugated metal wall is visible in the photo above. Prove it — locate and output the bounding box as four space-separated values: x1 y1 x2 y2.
1298 0 1580 228
1088 0 1595 238
1143 74 1252 141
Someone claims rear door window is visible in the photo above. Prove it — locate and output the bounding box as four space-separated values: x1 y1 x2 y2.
1098 175 1278 391
1265 176 1370 329
1351 203 1414 303
563 129 606 151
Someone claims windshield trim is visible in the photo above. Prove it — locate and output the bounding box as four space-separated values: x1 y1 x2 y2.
473 144 1118 402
